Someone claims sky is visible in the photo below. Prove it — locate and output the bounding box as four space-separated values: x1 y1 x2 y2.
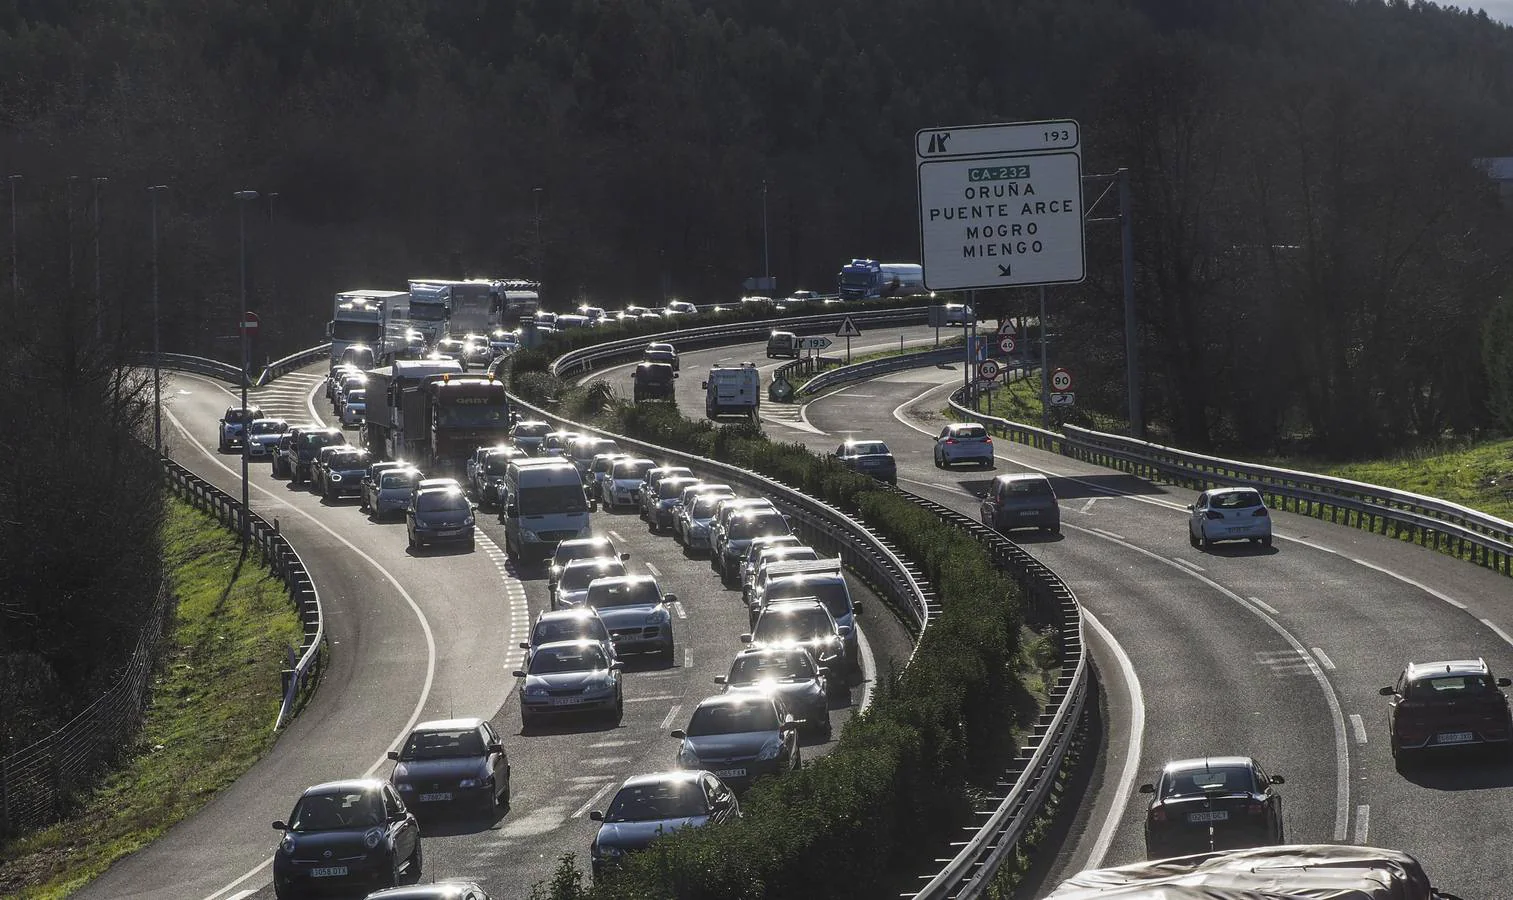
1474 1 1513 24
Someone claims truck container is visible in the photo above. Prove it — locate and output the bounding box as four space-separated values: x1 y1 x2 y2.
364 360 511 474
836 259 927 300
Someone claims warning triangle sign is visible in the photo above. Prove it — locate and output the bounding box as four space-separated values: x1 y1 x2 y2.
835 317 862 338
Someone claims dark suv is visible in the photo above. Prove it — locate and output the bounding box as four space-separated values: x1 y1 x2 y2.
1381 658 1513 766
979 472 1060 535
633 362 677 403
270 425 309 479
292 427 346 485
317 447 372 500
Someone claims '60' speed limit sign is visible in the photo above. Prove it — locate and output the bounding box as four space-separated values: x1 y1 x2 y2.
1049 367 1074 392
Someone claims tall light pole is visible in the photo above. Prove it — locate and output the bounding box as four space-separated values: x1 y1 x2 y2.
7 174 20 306
234 189 259 554
761 180 770 291
93 176 108 340
66 176 79 291
149 185 168 454
267 192 279 312
531 186 543 282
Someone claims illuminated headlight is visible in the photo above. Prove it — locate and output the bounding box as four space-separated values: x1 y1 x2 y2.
280 834 297 854
463 516 475 526
329 474 342 482
363 827 384 850
756 739 782 762
677 742 700 767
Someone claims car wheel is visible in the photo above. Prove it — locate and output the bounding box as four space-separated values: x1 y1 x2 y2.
407 533 418 552
1262 536 1273 548
648 517 658 534
792 747 803 771
661 646 677 665
614 695 625 723
818 712 833 740
408 839 423 879
501 767 512 807
273 880 299 900
933 451 943 468
1188 531 1200 549
1199 531 1212 551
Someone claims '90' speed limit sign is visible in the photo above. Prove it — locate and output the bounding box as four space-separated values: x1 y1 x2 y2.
1049 367 1074 392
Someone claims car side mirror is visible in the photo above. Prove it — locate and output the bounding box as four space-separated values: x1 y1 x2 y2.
505 503 519 517
713 674 727 685
664 593 679 604
1269 774 1285 785
670 729 687 739
701 382 709 390
1138 784 1154 794
518 642 531 650
739 633 753 643
589 810 604 822
512 670 527 678
1499 678 1512 687
386 750 400 760
488 741 504 753
837 625 852 637
780 722 799 732
1378 686 1397 696
815 666 830 676
620 552 631 561
673 372 679 379
1185 504 1195 511
272 820 288 831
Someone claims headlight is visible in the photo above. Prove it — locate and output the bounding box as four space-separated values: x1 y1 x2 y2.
592 843 624 860
756 739 782 762
677 742 700 767
646 607 670 625
526 685 548 697
463 515 475 526
280 834 296 854
396 782 414 792
363 827 384 849
458 778 480 789
329 474 342 482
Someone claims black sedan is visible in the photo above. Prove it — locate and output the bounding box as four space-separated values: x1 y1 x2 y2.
671 692 801 792
833 439 897 485
1140 756 1285 859
716 646 831 738
272 779 421 899
589 771 739 877
387 718 511 817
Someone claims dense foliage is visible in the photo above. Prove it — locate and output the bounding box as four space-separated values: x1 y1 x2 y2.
6 0 1513 455
508 388 1032 898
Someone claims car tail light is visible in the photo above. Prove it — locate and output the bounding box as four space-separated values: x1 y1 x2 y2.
945 438 956 444
1252 507 1269 517
1149 806 1166 823
1205 511 1224 520
1247 802 1264 815
984 436 993 444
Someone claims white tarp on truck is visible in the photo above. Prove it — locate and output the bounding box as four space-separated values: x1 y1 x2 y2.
1045 845 1453 900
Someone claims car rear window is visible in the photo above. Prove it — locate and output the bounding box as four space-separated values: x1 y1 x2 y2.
560 560 626 591
552 540 614 568
514 423 551 438
692 494 734 517
613 460 656 479
1162 765 1254 797
728 514 789 541
588 580 662 608
1409 675 1494 699
847 442 890 455
754 606 831 642
1003 478 1053 496
1212 491 1264 509
952 425 988 440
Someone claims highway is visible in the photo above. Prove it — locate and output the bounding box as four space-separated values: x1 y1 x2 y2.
79 363 907 900
594 331 1513 895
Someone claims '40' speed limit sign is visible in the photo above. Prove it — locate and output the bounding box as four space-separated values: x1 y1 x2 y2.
1049 367 1074 392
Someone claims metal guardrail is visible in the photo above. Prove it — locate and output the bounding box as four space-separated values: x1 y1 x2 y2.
258 343 331 386
549 307 931 378
126 350 246 385
159 457 325 729
503 392 939 636
795 347 962 397
947 393 1513 575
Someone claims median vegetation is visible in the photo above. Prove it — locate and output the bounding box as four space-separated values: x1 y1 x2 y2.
0 498 302 899
510 368 1057 898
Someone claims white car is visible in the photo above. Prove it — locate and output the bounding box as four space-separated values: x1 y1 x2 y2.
942 302 975 325
664 300 698 316
1187 487 1273 550
244 418 289 458
340 389 367 427
602 458 657 509
933 422 995 469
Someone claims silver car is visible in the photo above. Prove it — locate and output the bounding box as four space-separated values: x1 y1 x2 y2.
716 647 831 738
671 692 801 793
585 575 676 662
554 557 629 611
675 486 735 548
646 477 701 533
547 536 628 596
513 639 623 728
365 466 421 519
1188 487 1273 550
245 418 289 458
519 608 616 668
602 458 657 509
934 422 995 469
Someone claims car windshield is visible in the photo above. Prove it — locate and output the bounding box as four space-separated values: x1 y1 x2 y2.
249 421 284 435
288 790 384 832
533 617 607 646
605 782 707 822
1004 478 1053 496
529 644 608 674
333 455 368 470
754 607 831 642
728 515 789 541
225 409 257 423
553 541 613 568
1410 675 1495 700
300 432 343 450
561 561 625 591
416 491 469 513
588 581 661 608
692 495 734 517
484 456 515 475
380 472 417 489
518 483 590 516
613 460 656 479
1163 766 1254 797
729 652 814 685
767 581 850 618
346 390 366 403
1212 491 1264 509
686 702 780 736
437 404 510 427
400 728 484 760
846 442 889 456
658 480 695 499
514 423 551 438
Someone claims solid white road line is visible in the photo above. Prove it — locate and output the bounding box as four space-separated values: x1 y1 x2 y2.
1483 618 1513 650
645 561 662 577
177 377 439 900
856 612 879 715
1353 804 1370 845
1081 608 1145 871
670 600 687 619
1089 527 1126 541
628 694 680 703
1171 557 1205 573
572 781 618 820
1311 648 1338 671
683 648 693 669
608 529 625 542
1348 557 1467 610
1349 714 1368 745
660 704 683 730
1247 597 1280 616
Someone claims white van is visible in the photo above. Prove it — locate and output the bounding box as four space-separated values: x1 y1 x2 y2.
702 363 761 419
500 457 591 563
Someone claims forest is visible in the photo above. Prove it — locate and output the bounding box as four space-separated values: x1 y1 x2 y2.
4 0 1513 755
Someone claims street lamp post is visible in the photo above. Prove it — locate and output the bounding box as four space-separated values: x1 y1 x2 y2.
66 176 79 291
761 180 770 291
234 189 259 554
93 176 108 340
149 185 168 453
7 174 20 306
267 192 279 312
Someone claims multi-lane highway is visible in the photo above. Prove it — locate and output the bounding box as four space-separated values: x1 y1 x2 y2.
80 361 909 900
593 329 1513 895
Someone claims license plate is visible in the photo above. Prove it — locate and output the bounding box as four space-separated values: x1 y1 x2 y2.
436 528 460 537
1019 510 1039 517
310 866 349 878
1437 731 1474 744
551 697 585 706
714 768 747 778
1187 810 1229 823
419 792 452 802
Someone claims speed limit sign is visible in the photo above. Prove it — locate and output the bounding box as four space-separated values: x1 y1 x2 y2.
1050 367 1074 392
977 359 1002 381
998 335 1016 354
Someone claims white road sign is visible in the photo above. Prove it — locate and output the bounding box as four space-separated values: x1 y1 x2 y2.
916 119 1086 291
975 379 999 392
998 336 1016 354
977 359 1002 381
796 336 833 351
1049 392 1076 407
1049 367 1074 392
836 317 863 338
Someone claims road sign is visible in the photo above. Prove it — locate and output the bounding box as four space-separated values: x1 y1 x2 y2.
975 379 999 391
835 317 862 338
796 336 833 351
1049 392 1076 407
915 119 1086 291
1049 367 1074 391
977 359 1002 381
239 311 260 334
997 320 1016 334
998 335 1016 354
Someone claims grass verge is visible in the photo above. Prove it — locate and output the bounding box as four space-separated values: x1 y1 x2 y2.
1273 438 1513 523
0 496 302 899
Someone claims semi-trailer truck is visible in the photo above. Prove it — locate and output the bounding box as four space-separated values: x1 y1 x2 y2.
364 361 513 474
327 290 403 372
836 259 928 300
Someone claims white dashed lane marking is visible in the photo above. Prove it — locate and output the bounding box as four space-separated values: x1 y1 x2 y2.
1349 714 1368 745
